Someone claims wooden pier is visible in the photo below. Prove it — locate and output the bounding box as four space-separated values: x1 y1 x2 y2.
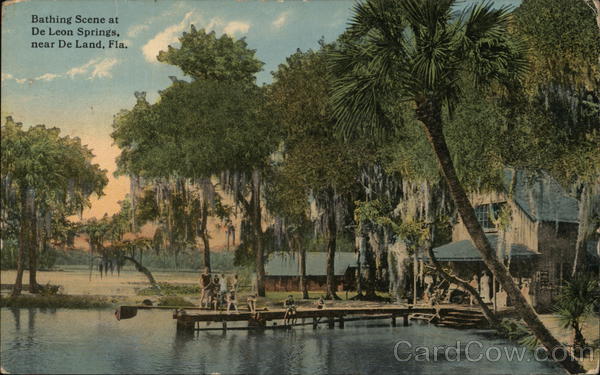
169 305 488 332
116 304 492 332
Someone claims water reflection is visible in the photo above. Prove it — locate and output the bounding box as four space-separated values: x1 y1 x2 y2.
1 308 563 375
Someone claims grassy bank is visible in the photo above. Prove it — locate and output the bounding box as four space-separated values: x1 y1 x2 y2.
0 294 114 309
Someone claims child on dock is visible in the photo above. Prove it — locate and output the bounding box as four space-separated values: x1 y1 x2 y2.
247 294 257 313
283 295 297 326
315 296 325 310
226 290 239 314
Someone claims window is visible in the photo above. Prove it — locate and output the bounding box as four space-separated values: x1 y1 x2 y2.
474 203 503 231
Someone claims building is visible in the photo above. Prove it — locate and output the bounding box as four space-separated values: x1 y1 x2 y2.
426 170 599 311
264 252 357 292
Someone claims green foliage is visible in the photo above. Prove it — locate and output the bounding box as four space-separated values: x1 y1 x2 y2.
157 295 194 307
157 25 264 83
137 282 200 296
497 318 541 349
1 116 108 212
269 46 365 197
554 274 599 330
329 0 527 138
514 0 600 90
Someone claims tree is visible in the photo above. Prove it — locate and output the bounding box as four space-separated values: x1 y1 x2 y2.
264 166 313 299
329 1 584 372
269 46 363 299
113 26 276 295
513 0 600 278
554 274 599 350
1 117 107 296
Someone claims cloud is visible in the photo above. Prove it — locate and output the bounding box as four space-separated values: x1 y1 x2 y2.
206 17 224 30
35 73 61 81
66 57 119 79
127 24 149 38
272 12 289 29
1 73 14 81
15 78 31 84
223 21 250 36
89 58 119 79
67 58 98 78
142 11 203 63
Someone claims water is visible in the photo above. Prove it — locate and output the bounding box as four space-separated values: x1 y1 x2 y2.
1 308 562 374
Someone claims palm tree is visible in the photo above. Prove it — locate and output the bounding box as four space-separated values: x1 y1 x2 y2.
329 0 583 373
555 274 599 350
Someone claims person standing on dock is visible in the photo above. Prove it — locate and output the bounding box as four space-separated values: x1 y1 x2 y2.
469 275 479 305
247 294 257 313
480 271 491 303
283 295 297 326
232 274 239 294
199 267 213 308
219 274 228 307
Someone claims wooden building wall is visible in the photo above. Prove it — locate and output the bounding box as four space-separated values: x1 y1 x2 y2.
452 191 539 252
264 276 346 292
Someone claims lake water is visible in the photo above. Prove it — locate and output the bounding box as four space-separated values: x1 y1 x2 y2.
0 308 564 374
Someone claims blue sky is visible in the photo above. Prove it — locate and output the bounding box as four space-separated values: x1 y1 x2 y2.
1 0 521 218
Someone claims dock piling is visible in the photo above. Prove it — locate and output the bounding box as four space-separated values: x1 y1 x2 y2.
328 316 335 329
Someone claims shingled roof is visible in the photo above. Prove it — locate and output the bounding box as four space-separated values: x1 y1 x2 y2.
505 170 579 224
419 234 538 262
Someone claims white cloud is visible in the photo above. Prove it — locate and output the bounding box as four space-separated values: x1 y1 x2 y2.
15 78 31 84
206 17 224 31
1 73 14 81
127 24 150 38
89 58 119 79
223 21 250 36
35 73 61 81
67 58 98 78
272 12 289 29
142 11 203 63
66 57 119 79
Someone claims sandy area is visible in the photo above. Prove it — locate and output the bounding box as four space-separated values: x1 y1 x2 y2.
539 314 600 372
1 269 200 296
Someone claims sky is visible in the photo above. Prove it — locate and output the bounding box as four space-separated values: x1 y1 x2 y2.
1 0 522 223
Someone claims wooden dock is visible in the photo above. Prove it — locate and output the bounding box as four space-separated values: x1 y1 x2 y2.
170 305 490 332
116 304 493 332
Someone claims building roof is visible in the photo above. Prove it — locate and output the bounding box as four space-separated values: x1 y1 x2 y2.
265 252 357 277
506 170 579 224
419 234 538 262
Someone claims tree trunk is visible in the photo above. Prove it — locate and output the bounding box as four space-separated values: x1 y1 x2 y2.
571 184 590 277
427 245 499 325
28 200 39 293
299 237 309 299
325 187 340 300
12 189 28 297
252 170 266 297
364 232 377 298
591 0 600 32
200 200 211 273
417 102 585 374
572 321 587 350
356 230 365 296
124 255 159 289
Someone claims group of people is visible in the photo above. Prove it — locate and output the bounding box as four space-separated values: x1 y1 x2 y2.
199 268 241 313
283 295 326 326
199 268 259 314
